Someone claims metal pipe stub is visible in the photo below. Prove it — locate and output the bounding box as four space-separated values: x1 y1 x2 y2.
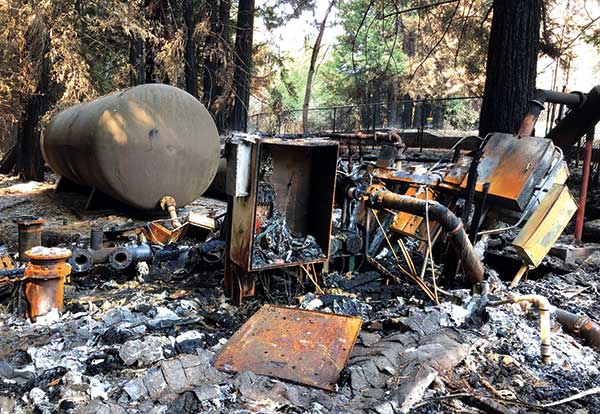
108 247 133 270
555 308 600 352
69 247 94 273
23 247 72 321
17 218 45 262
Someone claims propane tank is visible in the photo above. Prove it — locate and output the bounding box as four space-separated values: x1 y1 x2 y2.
42 84 220 210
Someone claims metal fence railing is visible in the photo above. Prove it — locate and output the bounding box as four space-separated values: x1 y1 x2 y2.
249 96 483 135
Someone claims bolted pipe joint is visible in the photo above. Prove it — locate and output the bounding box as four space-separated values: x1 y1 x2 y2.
23 247 72 321
554 308 600 352
108 247 133 271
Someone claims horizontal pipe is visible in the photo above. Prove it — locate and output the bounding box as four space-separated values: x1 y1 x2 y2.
555 308 600 352
541 89 586 108
518 88 590 137
366 189 485 283
547 85 600 151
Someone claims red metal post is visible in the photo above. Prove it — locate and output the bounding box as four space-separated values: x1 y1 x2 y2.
575 128 595 242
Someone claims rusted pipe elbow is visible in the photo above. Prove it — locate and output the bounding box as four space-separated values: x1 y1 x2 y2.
518 88 588 137
366 187 484 284
494 295 552 364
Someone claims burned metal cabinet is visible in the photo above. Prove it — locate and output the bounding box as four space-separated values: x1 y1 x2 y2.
224 137 339 302
459 133 555 211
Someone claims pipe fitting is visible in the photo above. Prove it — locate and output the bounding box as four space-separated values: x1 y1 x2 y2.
23 247 72 321
108 247 133 271
160 196 182 228
69 247 94 273
490 294 552 364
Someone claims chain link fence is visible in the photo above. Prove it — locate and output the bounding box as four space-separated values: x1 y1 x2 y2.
249 96 482 135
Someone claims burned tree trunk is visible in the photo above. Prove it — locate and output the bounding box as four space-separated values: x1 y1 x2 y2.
16 18 50 182
202 0 219 105
302 0 335 134
183 0 197 97
478 0 542 137
129 35 144 86
228 0 255 132
214 0 232 131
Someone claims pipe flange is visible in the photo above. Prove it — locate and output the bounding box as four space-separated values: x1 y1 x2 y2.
69 248 93 273
108 247 133 270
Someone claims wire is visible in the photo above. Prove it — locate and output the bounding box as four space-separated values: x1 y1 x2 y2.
424 186 439 302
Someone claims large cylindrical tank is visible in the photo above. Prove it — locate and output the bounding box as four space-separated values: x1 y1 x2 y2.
42 84 220 210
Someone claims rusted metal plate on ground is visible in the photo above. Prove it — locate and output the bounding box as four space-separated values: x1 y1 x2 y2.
213 304 362 390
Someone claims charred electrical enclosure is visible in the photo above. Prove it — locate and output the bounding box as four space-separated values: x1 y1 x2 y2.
224 137 338 302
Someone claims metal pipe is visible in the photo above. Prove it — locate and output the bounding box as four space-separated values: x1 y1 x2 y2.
17 218 45 262
518 88 589 138
160 196 182 228
69 247 94 273
365 186 484 283
108 247 133 270
90 228 103 250
575 128 595 242
547 85 600 151
488 294 552 363
554 308 600 352
108 244 154 271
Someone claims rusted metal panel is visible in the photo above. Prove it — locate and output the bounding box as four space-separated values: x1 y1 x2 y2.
213 304 362 390
142 221 186 245
460 133 555 211
512 184 577 267
442 154 471 187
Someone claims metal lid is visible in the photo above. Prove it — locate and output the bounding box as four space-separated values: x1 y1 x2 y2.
25 247 72 261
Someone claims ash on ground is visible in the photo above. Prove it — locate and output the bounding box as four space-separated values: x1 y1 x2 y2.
1 174 600 414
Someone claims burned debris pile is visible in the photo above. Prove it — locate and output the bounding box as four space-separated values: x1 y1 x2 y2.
252 149 325 268
1 85 600 413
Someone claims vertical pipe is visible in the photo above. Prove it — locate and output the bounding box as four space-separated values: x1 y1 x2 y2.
332 107 337 133
90 228 104 250
575 128 595 242
469 182 490 243
23 247 72 321
17 218 45 261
